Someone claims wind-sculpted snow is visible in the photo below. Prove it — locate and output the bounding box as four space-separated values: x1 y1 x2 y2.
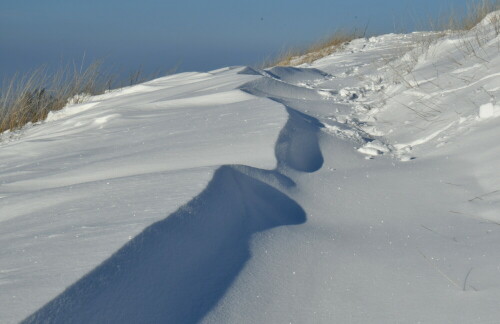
263 66 332 86
240 74 325 101
23 166 305 324
20 64 334 323
5 12 500 323
0 62 337 323
239 71 326 173
0 66 294 323
275 108 324 172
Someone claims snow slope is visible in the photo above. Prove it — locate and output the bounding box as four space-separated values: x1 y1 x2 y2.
3 12 500 324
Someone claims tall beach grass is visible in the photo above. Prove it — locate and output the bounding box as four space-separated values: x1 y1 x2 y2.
0 61 169 134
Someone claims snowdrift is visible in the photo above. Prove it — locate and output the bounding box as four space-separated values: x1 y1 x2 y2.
2 11 500 324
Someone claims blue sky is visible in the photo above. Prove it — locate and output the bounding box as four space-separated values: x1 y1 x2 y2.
0 0 478 81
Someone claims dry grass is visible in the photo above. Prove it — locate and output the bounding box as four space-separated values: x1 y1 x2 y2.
0 62 106 133
0 62 170 134
3 2 499 134
424 0 500 32
383 1 500 120
387 1 500 77
457 0 500 30
425 0 500 60
263 30 362 68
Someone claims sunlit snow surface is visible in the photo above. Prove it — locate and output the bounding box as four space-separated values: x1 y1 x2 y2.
3 12 500 324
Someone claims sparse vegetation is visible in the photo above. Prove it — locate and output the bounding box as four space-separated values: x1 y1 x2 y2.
263 29 363 68
2 1 500 135
453 0 500 31
385 0 500 87
0 62 103 133
0 61 170 134
266 0 500 71
363 0 500 123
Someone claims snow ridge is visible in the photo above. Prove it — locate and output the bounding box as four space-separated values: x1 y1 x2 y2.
22 66 327 324
4 11 500 323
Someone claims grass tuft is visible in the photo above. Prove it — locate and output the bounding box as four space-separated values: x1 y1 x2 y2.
460 0 500 30
426 0 500 32
0 62 170 134
0 62 104 133
263 29 363 68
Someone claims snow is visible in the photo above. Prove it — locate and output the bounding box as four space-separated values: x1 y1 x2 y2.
3 11 500 324
479 102 500 119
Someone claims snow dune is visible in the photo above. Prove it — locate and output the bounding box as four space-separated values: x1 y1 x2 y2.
23 165 306 324
2 11 500 324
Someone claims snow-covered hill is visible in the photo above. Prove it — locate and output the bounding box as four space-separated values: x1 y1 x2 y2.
3 12 500 324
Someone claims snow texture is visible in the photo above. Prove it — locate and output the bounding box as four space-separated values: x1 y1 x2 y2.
2 11 500 324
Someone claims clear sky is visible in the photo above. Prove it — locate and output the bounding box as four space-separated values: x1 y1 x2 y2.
0 0 479 81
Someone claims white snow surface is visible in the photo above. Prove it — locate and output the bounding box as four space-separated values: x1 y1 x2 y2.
3 12 500 323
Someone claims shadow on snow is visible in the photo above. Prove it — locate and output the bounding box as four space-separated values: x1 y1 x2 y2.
23 66 326 324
